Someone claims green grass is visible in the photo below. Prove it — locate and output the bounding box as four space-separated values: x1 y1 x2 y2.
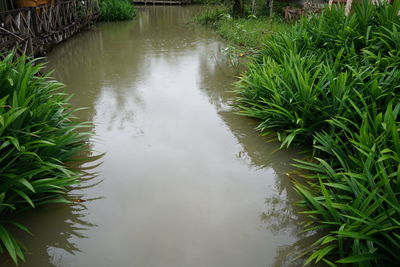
216 16 290 48
196 7 291 50
0 53 91 264
99 0 136 21
235 0 400 265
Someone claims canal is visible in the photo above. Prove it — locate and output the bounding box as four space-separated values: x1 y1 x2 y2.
5 6 308 267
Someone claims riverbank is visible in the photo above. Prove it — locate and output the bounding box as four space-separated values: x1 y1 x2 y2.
195 6 291 54
198 2 400 265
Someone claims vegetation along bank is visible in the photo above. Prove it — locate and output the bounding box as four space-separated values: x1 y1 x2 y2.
199 0 400 265
0 54 91 264
99 0 137 21
195 4 292 53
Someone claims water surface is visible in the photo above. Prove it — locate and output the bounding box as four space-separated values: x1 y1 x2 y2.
5 6 309 267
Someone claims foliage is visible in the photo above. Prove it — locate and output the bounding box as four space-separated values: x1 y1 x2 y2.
99 0 136 21
235 1 400 265
216 16 290 48
0 53 90 264
196 7 290 49
195 6 229 25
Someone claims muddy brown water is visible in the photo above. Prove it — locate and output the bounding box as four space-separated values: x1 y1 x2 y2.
4 6 311 267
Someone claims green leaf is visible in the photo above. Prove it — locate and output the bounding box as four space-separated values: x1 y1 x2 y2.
0 224 18 264
12 189 35 208
336 253 378 263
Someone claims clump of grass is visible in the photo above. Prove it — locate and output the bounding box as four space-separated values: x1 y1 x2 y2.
0 53 90 264
216 16 290 49
196 7 291 50
195 6 229 25
235 0 400 265
99 0 136 21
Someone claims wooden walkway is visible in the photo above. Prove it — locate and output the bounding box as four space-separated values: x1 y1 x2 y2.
0 0 99 56
133 0 191 5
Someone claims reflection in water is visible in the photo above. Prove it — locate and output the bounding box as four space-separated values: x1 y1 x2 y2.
5 6 313 267
196 46 315 266
1 156 102 267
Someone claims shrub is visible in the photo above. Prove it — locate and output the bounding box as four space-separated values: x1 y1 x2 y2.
237 1 400 146
99 0 136 21
235 1 400 265
0 53 90 264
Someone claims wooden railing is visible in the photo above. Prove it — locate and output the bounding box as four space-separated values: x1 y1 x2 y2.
0 0 99 56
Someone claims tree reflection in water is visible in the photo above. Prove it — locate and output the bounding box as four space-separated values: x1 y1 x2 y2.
197 47 319 266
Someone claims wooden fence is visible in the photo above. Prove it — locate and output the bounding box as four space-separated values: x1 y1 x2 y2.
0 0 99 56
